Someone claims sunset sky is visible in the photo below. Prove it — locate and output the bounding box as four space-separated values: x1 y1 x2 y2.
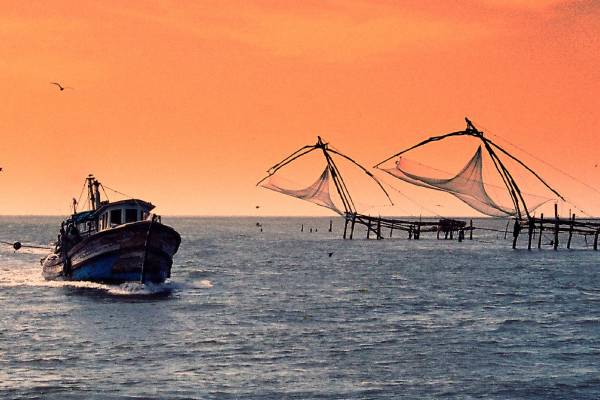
0 1 598 216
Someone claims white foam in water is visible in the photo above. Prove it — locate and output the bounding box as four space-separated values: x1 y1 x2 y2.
194 279 213 288
0 253 181 295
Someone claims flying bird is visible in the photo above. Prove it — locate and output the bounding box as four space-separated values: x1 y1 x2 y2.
50 82 73 91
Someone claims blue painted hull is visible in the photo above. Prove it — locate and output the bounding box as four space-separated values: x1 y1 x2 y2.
42 221 180 284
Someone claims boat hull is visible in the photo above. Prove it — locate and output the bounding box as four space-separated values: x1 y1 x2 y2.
42 221 181 284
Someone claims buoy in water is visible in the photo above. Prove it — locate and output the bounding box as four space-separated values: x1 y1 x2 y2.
13 241 22 251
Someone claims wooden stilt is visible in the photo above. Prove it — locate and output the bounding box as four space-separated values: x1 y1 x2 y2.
437 227 441 240
343 218 348 239
512 219 520 249
450 229 454 240
554 203 559 250
527 219 533 250
350 214 356 240
301 224 304 232
329 219 333 233
504 220 509 240
567 213 575 249
538 213 544 249
594 228 599 250
367 219 371 239
376 218 382 240
416 223 421 240
389 223 394 238
469 219 473 240
409 225 413 240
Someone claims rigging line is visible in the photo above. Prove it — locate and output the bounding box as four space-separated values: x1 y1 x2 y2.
379 179 442 218
478 121 599 196
101 184 135 199
0 240 52 250
257 146 318 186
75 180 87 212
476 121 595 215
99 183 110 203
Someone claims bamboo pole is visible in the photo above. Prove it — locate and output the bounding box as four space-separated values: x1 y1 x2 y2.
512 219 520 249
554 203 559 250
538 213 544 249
567 213 575 249
527 219 533 250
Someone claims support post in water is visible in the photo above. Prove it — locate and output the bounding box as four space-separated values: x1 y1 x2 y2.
343 218 348 239
469 219 473 240
538 213 544 249
567 213 575 249
329 219 333 233
512 219 520 249
389 222 394 238
594 228 599 251
527 219 533 250
376 218 382 240
367 218 372 239
554 203 559 250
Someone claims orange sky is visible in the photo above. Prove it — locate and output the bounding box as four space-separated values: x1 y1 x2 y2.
0 0 599 216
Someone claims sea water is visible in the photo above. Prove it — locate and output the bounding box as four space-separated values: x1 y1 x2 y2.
1 216 600 399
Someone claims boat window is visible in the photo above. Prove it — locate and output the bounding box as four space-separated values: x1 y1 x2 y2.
125 209 137 223
110 209 122 226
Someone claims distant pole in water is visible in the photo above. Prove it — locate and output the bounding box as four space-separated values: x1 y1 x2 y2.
554 203 559 250
329 219 332 232
301 224 304 232
538 213 544 249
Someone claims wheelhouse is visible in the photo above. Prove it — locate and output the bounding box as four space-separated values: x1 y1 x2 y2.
96 199 155 231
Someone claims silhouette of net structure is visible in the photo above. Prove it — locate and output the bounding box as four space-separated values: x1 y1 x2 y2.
259 166 343 215
257 136 392 216
376 118 565 221
381 146 515 217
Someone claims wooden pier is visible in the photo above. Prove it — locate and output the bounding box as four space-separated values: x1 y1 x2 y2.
342 212 472 241
512 204 600 250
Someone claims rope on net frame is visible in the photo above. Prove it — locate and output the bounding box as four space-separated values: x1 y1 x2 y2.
257 136 394 217
374 117 566 222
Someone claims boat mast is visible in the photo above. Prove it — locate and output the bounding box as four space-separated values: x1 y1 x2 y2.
85 174 103 211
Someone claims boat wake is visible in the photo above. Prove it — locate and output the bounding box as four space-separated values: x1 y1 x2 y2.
0 257 211 296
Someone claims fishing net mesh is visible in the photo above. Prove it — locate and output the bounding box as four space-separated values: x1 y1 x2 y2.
260 167 343 215
382 147 516 217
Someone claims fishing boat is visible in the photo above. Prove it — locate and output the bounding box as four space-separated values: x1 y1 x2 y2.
41 175 181 283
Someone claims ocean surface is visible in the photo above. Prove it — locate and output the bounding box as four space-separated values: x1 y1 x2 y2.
1 216 600 399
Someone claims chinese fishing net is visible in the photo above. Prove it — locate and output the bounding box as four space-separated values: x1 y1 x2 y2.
260 166 343 215
381 146 517 217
